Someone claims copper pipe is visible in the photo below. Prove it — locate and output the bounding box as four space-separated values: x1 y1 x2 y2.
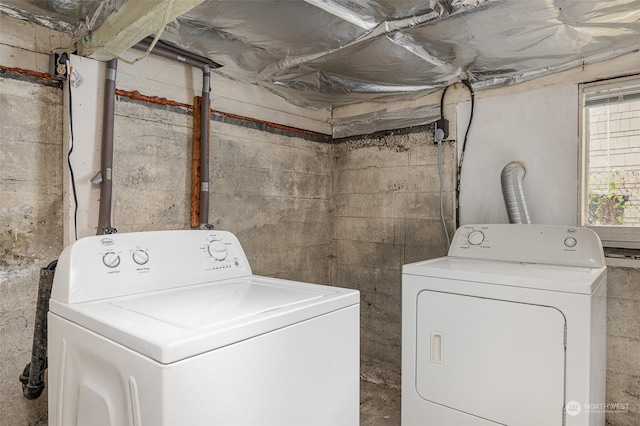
191 96 202 228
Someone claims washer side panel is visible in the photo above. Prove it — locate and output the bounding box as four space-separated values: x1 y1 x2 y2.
49 305 359 426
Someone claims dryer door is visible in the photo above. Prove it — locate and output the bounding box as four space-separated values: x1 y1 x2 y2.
416 291 565 426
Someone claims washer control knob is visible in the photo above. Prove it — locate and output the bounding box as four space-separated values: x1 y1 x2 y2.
208 240 228 261
132 249 149 265
564 237 577 248
468 230 485 246
103 251 121 268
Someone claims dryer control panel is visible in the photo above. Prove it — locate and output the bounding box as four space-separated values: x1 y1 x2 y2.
52 230 253 304
449 224 605 268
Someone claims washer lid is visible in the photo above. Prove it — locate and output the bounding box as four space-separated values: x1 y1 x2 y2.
49 276 359 364
403 257 606 294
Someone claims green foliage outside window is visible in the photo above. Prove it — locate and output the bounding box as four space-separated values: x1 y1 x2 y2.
588 178 628 225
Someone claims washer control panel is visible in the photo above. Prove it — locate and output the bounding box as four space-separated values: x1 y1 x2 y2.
101 248 153 268
449 224 605 268
52 230 253 304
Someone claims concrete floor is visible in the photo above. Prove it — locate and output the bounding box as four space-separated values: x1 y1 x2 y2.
361 381 401 426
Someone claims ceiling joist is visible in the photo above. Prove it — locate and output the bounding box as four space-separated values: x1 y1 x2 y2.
77 0 204 61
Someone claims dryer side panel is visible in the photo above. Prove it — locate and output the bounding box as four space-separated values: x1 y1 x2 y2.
416 290 566 426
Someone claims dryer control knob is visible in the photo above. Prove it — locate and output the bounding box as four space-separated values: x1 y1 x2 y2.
208 240 228 261
468 230 485 246
132 249 149 265
564 237 577 248
103 251 121 268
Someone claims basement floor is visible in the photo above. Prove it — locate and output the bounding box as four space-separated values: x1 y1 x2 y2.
360 380 401 426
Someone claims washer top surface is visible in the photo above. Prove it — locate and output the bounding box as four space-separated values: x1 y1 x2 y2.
50 275 358 364
113 278 323 330
49 230 359 364
403 224 607 294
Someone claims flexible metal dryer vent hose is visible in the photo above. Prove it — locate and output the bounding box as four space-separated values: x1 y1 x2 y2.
501 161 531 224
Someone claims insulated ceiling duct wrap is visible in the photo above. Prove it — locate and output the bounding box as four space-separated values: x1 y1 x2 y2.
3 0 640 113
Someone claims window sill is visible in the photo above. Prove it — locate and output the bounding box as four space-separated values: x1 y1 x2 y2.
604 248 640 268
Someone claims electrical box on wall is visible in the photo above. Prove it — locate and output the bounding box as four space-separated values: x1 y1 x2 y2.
435 118 449 142
50 51 70 80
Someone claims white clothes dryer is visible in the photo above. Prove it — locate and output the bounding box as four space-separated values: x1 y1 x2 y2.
48 230 360 426
402 224 606 426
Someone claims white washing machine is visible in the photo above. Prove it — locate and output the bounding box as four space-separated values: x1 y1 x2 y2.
402 224 607 426
48 230 360 426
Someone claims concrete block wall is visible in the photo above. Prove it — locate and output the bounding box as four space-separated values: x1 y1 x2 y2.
210 116 333 284
111 97 333 286
606 266 640 424
332 130 456 386
112 99 193 231
0 74 63 425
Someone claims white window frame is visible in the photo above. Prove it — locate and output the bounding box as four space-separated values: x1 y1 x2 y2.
579 74 640 249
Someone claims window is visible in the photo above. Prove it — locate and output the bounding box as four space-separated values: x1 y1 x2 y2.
580 75 640 249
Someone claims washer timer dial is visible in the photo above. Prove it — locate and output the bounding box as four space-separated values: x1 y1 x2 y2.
467 230 485 246
207 240 228 261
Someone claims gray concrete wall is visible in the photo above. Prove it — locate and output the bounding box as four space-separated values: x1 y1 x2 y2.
606 266 640 424
332 131 456 386
111 99 193 232
112 97 333 286
0 74 63 425
210 116 333 284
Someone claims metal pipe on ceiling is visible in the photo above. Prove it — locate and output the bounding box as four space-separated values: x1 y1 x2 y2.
133 37 220 69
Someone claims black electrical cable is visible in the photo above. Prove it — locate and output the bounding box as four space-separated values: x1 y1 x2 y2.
66 62 79 241
454 80 475 228
437 80 475 228
436 83 454 248
439 84 452 121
